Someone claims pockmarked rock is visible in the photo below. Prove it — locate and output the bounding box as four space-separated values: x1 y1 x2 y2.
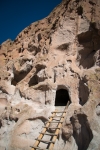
0 0 100 149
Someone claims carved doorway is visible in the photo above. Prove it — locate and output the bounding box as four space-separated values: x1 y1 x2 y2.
55 89 70 106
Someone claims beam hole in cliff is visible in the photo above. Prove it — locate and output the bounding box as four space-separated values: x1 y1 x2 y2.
55 89 70 106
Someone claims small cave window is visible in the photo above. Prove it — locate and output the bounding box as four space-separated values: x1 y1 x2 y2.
55 89 70 106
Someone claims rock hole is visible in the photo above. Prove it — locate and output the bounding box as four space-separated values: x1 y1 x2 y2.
77 31 95 69
28 44 41 55
67 60 72 63
54 70 56 83
28 64 46 87
9 117 18 122
89 1 96 5
71 113 93 150
78 50 95 69
76 0 80 2
78 31 92 43
48 18 51 23
76 5 83 16
89 22 98 32
51 23 56 30
55 89 70 106
0 120 2 128
38 33 42 42
24 29 28 34
11 68 31 86
57 43 69 51
3 53 7 57
51 19 58 30
18 47 24 53
79 78 89 105
96 103 100 116
28 75 38 87
35 64 46 73
49 37 52 45
77 25 100 69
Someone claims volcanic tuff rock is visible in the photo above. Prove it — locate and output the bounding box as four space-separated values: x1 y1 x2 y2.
0 0 100 150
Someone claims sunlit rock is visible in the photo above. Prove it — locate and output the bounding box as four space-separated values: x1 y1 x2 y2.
0 0 100 149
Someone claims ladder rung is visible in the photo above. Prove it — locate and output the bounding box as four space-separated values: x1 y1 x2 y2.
50 121 63 123
31 146 48 150
52 119 60 121
48 127 60 129
56 111 66 113
40 132 58 136
35 139 55 144
55 116 64 117
48 115 62 119
52 111 66 113
53 116 61 118
45 121 63 124
43 126 60 129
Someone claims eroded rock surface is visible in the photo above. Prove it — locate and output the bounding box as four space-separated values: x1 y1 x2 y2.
0 0 100 149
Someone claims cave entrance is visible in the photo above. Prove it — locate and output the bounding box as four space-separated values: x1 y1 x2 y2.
55 89 70 106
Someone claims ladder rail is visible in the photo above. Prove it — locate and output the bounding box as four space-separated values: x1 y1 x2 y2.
49 101 70 150
48 111 67 149
31 101 70 150
31 111 57 150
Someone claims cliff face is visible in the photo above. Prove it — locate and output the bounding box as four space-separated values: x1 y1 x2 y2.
0 0 100 150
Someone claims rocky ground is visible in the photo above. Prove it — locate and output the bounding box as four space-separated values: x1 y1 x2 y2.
0 0 100 150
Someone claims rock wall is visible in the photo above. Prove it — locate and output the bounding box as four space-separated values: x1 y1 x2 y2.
0 0 100 150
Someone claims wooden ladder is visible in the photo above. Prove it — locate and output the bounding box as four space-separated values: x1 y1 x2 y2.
31 101 69 150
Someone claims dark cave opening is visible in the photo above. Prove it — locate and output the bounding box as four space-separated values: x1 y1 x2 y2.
55 89 70 106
